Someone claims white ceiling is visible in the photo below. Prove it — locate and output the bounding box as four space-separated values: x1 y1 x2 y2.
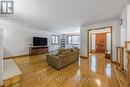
3 0 129 34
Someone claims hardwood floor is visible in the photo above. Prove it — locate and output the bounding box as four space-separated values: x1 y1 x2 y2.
13 53 127 87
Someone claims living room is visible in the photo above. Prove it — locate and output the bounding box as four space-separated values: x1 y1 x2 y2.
0 0 130 87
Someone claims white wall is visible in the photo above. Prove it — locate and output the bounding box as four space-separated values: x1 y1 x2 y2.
120 6 128 71
127 5 130 41
119 5 130 70
0 28 3 86
118 4 130 46
80 19 120 61
0 19 61 58
120 7 127 46
80 27 88 57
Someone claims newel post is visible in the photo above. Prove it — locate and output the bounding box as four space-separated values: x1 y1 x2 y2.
127 50 130 87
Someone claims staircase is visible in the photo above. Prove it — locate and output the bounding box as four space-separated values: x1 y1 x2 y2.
116 41 130 87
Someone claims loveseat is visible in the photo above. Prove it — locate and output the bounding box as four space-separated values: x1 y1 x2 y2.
46 48 79 69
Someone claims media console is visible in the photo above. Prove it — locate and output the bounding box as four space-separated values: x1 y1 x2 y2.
29 46 48 55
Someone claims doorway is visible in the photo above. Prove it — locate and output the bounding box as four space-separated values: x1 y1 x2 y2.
88 26 112 60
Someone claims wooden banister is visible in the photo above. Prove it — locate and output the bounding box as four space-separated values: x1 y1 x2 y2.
116 41 130 87
116 46 125 70
116 47 119 69
125 41 130 49
126 50 130 87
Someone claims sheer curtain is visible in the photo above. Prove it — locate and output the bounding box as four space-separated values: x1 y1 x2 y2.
107 33 111 50
92 34 96 51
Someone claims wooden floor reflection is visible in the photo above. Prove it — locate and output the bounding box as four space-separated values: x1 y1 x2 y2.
14 53 127 87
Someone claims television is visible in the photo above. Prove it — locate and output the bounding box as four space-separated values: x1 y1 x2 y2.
33 37 47 46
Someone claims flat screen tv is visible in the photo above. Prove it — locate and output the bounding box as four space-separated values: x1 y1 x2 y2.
33 37 47 46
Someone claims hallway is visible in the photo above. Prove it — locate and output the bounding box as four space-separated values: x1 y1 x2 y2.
13 53 127 87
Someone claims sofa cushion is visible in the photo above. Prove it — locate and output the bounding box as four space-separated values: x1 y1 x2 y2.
58 48 79 56
58 48 70 54
71 48 78 52
51 54 58 56
58 48 65 54
61 50 71 55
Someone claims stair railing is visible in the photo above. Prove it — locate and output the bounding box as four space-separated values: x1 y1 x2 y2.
127 50 130 87
116 46 125 70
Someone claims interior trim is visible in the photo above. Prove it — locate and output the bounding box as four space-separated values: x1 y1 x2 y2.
80 56 88 58
4 54 29 59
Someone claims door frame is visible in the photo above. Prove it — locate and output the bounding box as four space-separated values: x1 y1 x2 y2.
87 26 112 61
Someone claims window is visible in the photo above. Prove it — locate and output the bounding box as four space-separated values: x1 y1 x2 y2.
67 35 80 45
92 34 96 50
68 36 72 44
52 35 59 45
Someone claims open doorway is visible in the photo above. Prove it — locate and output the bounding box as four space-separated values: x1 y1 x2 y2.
88 26 112 60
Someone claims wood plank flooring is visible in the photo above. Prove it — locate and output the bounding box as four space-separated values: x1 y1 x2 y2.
13 53 127 87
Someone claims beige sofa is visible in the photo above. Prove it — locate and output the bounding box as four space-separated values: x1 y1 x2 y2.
46 48 79 69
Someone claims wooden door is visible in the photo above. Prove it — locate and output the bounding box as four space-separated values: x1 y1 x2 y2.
96 33 106 53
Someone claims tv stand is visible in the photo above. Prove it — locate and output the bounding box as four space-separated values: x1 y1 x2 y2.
29 46 48 55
